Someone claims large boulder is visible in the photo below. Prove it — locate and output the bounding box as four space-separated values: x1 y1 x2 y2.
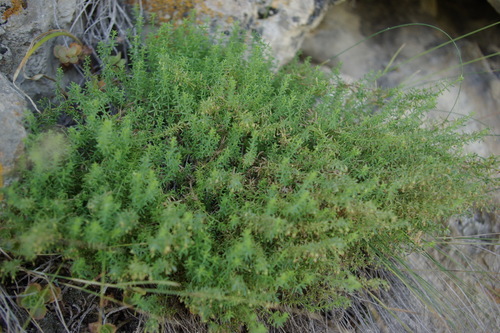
301 0 500 157
140 0 331 67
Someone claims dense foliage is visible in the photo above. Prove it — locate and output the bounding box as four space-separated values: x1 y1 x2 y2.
0 18 496 331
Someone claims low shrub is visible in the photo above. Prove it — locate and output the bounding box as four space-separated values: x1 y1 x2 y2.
1 17 497 331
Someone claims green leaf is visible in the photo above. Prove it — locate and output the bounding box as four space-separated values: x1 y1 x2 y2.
99 323 117 333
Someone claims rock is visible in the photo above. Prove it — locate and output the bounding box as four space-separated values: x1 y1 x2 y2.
251 0 330 66
0 73 27 186
301 0 500 157
0 0 78 99
487 0 500 14
0 0 80 185
450 210 500 248
141 0 330 67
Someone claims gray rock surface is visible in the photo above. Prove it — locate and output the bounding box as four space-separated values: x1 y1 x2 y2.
0 0 78 99
0 73 26 185
302 0 500 157
192 0 331 67
0 0 80 184
487 0 500 13
252 0 330 67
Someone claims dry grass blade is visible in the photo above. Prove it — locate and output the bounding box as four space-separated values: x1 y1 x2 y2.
12 29 82 113
0 285 24 333
0 162 3 201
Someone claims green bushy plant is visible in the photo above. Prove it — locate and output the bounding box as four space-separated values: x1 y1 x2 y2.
0 17 497 331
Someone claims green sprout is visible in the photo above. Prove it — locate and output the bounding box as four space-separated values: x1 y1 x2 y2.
107 52 126 69
16 283 61 320
89 322 117 333
53 42 83 66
